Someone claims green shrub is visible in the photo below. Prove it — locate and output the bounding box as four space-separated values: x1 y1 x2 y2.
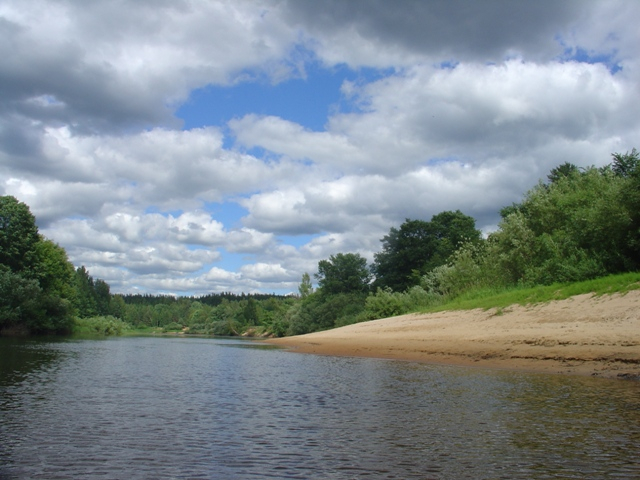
73 316 130 336
268 317 289 337
162 322 183 333
361 286 442 322
363 288 406 319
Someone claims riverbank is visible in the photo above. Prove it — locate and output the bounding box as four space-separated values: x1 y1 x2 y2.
267 290 640 379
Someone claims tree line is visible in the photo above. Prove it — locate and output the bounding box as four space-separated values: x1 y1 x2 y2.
2 149 638 337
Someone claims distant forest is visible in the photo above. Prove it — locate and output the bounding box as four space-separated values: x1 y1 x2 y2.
121 292 290 307
1 149 638 337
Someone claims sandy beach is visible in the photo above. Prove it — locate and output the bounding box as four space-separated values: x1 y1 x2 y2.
267 290 640 379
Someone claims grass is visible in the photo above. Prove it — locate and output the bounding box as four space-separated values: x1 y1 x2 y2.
418 272 640 313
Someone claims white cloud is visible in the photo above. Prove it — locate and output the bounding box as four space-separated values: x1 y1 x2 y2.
1 0 639 295
230 115 366 170
0 0 298 131
240 263 293 282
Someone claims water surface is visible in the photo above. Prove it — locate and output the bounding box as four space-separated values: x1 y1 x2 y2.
1 336 639 479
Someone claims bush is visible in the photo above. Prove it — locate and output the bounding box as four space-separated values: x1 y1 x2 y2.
73 316 130 336
361 286 442 322
211 319 241 336
162 322 183 333
268 317 289 337
363 288 407 319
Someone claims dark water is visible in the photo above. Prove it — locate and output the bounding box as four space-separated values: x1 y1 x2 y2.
0 336 639 479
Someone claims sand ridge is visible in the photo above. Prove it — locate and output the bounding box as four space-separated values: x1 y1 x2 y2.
266 290 640 378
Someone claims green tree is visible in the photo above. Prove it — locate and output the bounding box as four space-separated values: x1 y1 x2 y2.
372 211 481 292
242 297 259 325
547 162 580 184
73 266 98 318
615 149 640 263
0 196 40 275
426 210 482 271
35 238 77 305
109 294 127 320
315 253 371 296
0 197 76 334
372 220 431 292
0 270 43 333
94 278 111 316
525 167 632 276
611 148 639 178
298 272 313 298
486 157 640 286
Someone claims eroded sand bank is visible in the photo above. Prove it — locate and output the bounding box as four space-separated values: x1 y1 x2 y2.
267 291 640 378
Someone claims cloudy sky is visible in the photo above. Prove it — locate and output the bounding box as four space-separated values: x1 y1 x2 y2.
1 0 639 296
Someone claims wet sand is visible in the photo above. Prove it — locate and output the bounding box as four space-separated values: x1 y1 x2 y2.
267 291 640 378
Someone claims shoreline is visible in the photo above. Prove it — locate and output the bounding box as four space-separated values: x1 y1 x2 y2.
266 290 640 379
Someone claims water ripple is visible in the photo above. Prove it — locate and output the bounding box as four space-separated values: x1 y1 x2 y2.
1 336 639 479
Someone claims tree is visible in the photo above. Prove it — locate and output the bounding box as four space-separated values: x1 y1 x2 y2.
315 253 371 296
94 279 111 315
298 272 313 298
611 148 639 178
372 211 481 292
372 220 432 292
427 210 482 271
109 294 127 320
0 196 40 275
547 162 580 184
0 270 42 333
73 266 99 318
35 238 77 303
242 298 259 325
486 157 640 286
0 196 76 334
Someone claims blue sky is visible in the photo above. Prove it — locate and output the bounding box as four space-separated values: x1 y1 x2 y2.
1 0 639 296
177 63 357 132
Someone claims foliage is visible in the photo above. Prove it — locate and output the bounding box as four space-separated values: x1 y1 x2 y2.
360 285 442 322
298 272 313 298
419 272 640 314
162 322 183 333
372 211 481 292
488 165 636 285
363 288 407 319
0 196 76 334
73 266 98 317
315 253 371 296
611 147 639 178
73 316 130 336
0 269 43 334
547 162 580 184
0 196 40 275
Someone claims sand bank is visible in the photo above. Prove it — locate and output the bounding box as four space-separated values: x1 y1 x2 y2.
267 291 640 379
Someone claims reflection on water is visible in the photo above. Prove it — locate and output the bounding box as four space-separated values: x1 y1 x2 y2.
1 336 639 479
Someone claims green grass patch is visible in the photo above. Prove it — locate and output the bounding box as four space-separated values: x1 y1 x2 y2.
418 272 640 313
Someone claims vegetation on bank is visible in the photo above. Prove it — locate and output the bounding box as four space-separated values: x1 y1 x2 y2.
73 316 131 336
1 149 639 337
420 271 640 314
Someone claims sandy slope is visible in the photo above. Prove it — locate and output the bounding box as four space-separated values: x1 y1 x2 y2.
267 290 640 379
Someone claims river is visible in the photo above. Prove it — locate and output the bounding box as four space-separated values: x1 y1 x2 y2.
1 336 639 479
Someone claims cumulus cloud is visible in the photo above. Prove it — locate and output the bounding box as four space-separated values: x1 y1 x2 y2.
1 0 639 295
0 0 297 132
281 0 583 66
